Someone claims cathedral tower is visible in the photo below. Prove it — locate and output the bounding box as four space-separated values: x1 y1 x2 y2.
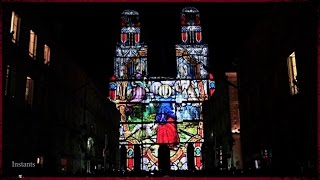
176 7 209 80
114 10 148 80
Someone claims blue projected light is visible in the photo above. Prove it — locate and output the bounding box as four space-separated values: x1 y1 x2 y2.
128 149 134 157
110 83 116 90
195 147 201 156
209 82 215 89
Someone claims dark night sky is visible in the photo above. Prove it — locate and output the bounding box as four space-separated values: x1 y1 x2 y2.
57 3 266 75
59 3 267 95
5 3 307 95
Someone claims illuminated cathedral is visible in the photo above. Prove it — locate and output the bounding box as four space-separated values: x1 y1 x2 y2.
109 7 215 171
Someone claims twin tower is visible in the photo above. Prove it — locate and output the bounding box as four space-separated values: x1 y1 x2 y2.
112 7 210 81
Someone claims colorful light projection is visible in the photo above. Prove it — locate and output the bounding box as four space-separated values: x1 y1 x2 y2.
181 7 202 44
114 10 147 80
176 45 208 79
116 80 206 144
110 7 214 171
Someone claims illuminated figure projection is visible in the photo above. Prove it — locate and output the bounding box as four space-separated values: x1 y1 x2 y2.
109 7 215 171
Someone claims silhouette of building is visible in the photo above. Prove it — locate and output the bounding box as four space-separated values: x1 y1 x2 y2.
235 3 317 176
202 72 242 171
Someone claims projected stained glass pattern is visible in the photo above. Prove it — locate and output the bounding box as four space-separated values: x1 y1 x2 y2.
114 47 148 80
110 7 213 171
176 45 208 79
114 9 147 80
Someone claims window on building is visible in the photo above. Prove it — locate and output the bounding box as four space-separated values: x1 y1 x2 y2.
10 11 21 43
287 52 299 95
5 65 16 97
29 30 37 59
5 65 11 96
44 44 51 65
36 156 44 167
25 77 34 106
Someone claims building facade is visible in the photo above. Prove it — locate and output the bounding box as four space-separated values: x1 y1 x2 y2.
109 7 216 171
202 72 242 171
2 6 119 176
235 4 317 176
226 72 242 170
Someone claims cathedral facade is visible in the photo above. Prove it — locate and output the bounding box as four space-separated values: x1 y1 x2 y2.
109 7 215 171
